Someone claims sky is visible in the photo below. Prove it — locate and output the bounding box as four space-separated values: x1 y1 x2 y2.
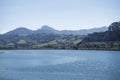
0 0 120 34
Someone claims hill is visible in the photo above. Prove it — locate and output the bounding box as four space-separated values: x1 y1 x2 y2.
76 21 120 50
4 27 33 35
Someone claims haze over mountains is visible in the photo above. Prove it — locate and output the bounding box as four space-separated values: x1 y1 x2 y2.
4 25 108 35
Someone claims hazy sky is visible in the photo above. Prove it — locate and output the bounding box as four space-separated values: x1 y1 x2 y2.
0 0 120 33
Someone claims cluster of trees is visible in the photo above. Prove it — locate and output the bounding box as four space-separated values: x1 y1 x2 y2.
74 42 120 50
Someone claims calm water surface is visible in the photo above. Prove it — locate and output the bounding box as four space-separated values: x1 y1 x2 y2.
0 50 120 80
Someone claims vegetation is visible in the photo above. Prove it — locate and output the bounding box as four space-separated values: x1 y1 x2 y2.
76 21 120 50
0 21 120 50
0 33 84 49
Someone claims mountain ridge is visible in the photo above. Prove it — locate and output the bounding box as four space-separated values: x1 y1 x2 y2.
4 26 108 35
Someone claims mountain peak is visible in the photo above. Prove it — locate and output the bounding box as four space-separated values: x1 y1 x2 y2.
4 27 32 35
15 27 29 30
41 25 55 31
34 25 58 34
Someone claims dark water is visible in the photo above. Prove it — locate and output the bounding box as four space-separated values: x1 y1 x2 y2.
0 50 120 80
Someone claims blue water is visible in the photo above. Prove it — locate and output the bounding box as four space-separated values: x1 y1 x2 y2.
0 50 120 80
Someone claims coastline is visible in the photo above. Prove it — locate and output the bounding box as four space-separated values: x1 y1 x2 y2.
0 48 120 51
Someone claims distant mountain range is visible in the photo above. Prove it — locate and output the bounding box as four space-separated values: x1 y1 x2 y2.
4 25 108 35
0 21 120 50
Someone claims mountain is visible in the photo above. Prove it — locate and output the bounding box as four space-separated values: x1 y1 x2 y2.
35 25 59 34
4 27 33 35
41 25 56 31
82 21 120 42
75 21 120 50
104 21 120 41
3 26 108 35
60 26 107 35
0 21 119 50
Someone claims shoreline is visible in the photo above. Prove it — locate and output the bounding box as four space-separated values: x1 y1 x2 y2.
0 48 120 51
